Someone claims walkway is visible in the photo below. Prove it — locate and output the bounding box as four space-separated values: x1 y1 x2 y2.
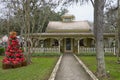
55 53 93 80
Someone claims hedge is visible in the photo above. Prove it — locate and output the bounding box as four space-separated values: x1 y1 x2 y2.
0 47 5 55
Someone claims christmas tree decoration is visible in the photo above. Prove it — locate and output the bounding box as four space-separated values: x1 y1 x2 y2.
2 31 27 69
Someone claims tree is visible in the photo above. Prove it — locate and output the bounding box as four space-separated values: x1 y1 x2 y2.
0 0 66 34
105 0 120 63
104 7 117 33
0 0 66 64
117 0 120 63
94 0 106 77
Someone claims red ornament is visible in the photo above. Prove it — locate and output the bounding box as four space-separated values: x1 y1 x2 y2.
18 50 22 53
2 57 8 63
12 61 18 65
4 61 10 64
16 58 20 61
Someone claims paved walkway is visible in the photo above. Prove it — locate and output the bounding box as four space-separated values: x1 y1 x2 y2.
55 53 93 80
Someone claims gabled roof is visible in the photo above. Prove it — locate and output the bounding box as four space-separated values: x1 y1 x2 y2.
46 21 92 33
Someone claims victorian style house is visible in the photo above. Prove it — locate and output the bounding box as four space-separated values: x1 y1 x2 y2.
30 14 115 54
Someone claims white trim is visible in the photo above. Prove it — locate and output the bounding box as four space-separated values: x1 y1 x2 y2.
32 48 59 53
79 47 115 54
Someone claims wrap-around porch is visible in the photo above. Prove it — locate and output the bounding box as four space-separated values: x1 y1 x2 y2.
29 33 115 54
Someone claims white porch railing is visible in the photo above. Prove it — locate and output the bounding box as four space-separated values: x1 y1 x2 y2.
79 47 115 54
79 47 96 53
31 47 59 53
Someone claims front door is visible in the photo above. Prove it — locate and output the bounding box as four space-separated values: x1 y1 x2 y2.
65 38 73 53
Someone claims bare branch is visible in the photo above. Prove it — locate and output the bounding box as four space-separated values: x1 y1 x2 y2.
90 0 94 8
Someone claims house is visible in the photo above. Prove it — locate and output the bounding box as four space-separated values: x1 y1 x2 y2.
30 13 115 54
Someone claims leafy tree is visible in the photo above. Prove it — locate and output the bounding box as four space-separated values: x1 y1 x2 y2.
0 0 67 64
105 0 120 63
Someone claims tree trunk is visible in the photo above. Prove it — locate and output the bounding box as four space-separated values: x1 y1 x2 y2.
116 0 120 63
94 0 106 77
117 15 120 63
24 0 32 64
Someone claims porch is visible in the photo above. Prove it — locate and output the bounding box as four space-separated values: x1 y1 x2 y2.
28 33 115 54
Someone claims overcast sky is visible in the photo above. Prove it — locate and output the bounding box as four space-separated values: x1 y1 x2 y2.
0 2 94 22
66 0 117 22
68 2 93 22
0 0 117 22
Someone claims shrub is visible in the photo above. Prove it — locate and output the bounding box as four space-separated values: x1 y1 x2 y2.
77 52 96 56
31 53 61 57
77 52 114 56
0 47 5 55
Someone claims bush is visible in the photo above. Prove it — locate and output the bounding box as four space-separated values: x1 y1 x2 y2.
77 52 114 56
31 53 61 57
0 47 5 55
77 52 96 56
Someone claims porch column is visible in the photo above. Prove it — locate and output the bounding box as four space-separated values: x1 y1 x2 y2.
78 40 80 54
58 39 61 53
113 40 116 55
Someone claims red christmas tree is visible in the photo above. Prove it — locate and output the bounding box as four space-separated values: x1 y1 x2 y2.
2 32 26 69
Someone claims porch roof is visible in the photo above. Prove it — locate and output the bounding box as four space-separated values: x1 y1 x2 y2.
30 33 115 39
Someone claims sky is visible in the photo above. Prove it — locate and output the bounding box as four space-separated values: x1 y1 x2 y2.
0 3 93 22
0 0 117 22
65 0 117 22
67 2 93 22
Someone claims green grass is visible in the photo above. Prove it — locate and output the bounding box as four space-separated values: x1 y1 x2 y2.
0 56 58 80
79 56 120 80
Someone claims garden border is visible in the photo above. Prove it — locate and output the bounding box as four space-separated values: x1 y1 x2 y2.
48 54 63 80
74 54 99 80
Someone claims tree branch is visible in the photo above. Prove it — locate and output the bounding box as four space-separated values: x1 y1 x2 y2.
90 0 94 8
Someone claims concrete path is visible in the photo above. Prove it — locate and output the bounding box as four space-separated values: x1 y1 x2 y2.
55 53 93 80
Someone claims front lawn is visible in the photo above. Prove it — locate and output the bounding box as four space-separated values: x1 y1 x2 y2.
79 56 120 80
0 56 58 80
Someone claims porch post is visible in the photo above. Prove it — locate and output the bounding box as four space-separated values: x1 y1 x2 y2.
78 40 80 54
113 40 116 55
58 39 61 53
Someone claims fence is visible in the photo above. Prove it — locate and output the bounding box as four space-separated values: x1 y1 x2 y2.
31 47 115 54
79 47 115 55
31 47 59 53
